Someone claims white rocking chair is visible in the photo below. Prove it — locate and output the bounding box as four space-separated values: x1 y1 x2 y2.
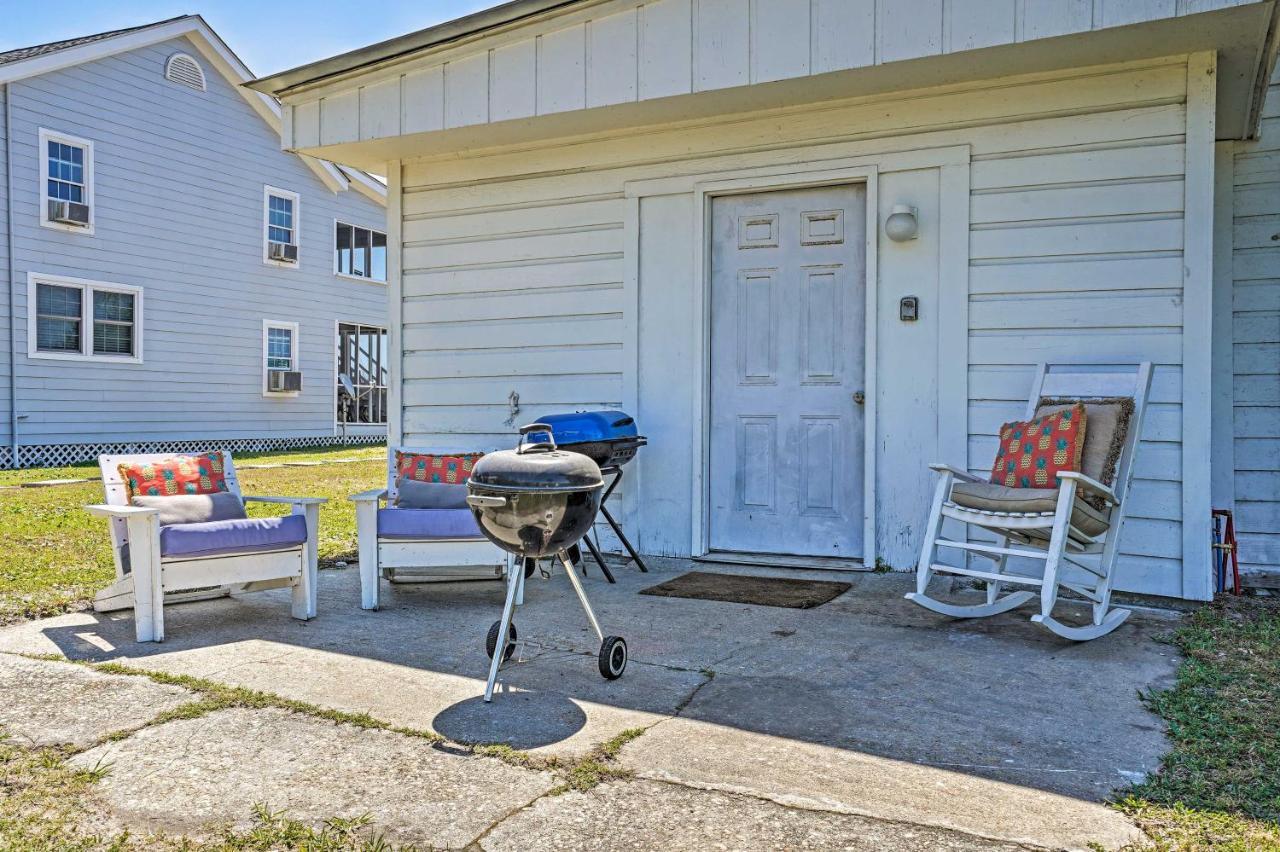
907 362 1152 641
87 451 324 643
351 446 510 611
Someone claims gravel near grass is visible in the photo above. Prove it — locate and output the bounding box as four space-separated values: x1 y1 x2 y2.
0 446 387 625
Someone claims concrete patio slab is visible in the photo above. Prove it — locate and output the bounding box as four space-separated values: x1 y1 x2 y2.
0 559 1181 850
0 654 193 749
480 779 1026 851
70 706 555 848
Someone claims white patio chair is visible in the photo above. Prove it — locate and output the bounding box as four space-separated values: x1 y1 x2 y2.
907 362 1152 640
87 451 324 643
350 446 509 611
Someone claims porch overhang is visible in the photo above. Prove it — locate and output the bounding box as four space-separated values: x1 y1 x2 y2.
249 1 1280 172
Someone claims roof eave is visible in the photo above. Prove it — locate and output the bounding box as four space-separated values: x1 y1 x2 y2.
247 0 581 97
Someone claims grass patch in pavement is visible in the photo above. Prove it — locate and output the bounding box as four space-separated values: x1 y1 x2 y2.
1115 595 1280 850
0 730 414 851
0 446 386 625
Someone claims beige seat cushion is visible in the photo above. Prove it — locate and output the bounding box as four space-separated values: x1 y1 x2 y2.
949 481 1110 537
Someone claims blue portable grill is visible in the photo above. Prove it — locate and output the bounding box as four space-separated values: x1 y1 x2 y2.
528 410 649 581
529 410 646 469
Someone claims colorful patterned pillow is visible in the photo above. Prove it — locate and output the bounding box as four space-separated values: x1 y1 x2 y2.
119 453 229 498
395 452 482 484
990 403 1087 489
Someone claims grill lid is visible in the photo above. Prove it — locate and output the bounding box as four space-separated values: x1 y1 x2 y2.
531 409 638 445
469 424 604 492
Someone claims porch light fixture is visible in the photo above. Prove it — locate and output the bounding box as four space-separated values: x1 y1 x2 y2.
885 205 919 242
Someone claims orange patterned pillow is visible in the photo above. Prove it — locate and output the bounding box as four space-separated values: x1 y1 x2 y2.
395 452 482 484
990 404 1087 489
119 453 228 498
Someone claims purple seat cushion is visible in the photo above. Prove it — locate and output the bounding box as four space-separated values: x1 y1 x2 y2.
377 507 483 540
159 514 308 559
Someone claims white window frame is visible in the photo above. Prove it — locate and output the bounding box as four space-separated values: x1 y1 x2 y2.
334 320 390 428
333 218 388 283
38 128 94 235
27 272 142 364
263 185 301 268
262 319 300 397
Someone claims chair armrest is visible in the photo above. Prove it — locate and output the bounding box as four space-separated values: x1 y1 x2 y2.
927 463 983 484
1056 472 1118 506
349 488 388 504
243 495 329 506
85 504 158 519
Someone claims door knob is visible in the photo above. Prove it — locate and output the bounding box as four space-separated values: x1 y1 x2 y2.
852 391 865 405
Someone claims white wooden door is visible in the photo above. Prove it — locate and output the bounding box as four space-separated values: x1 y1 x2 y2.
708 185 866 558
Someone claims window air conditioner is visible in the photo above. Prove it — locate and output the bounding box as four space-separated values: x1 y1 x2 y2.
48 200 90 226
268 370 303 392
268 242 298 263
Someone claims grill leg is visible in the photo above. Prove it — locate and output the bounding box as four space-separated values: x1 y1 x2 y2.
580 534 617 584
599 467 648 573
559 551 605 643
484 558 524 703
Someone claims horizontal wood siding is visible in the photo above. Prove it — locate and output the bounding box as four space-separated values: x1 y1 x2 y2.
399 59 1197 595
1231 65 1280 573
294 0 1253 146
3 38 387 446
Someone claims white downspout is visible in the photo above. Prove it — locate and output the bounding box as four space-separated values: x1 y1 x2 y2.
3 83 16 466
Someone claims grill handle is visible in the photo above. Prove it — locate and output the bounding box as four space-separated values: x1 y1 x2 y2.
517 422 558 454
467 494 508 509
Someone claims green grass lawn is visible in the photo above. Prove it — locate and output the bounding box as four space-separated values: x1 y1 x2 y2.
0 445 387 625
0 443 386 487
1116 596 1280 850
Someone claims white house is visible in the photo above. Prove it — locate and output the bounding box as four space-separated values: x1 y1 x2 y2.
0 16 390 469
249 0 1280 600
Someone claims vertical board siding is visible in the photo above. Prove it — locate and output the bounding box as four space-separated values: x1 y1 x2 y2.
1231 64 1280 574
3 38 387 446
399 60 1199 594
308 0 1256 143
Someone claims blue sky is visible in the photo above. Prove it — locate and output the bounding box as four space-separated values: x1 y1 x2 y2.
0 1 502 77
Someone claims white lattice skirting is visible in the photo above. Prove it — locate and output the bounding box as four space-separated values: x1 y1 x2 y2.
9 434 385 469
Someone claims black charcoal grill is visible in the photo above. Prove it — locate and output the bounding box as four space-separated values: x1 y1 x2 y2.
530 410 650 581
467 425 629 702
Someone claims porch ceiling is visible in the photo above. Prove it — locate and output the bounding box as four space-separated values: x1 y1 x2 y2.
250 1 1279 172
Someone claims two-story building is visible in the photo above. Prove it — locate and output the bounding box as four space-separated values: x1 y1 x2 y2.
0 15 390 468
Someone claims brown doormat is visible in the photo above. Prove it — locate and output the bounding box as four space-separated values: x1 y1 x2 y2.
639 571 851 609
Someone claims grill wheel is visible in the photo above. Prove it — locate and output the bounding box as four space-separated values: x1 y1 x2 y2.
486 620 518 662
598 636 628 679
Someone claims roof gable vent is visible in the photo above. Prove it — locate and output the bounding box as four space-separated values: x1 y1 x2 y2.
164 52 205 91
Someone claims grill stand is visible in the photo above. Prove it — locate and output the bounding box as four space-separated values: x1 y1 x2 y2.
581 466 649 582
484 550 616 703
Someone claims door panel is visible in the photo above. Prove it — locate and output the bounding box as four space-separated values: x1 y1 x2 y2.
709 184 866 558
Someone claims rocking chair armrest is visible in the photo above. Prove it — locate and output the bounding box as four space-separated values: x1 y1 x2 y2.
85 504 159 519
243 495 329 506
927 463 983 484
349 488 388 504
1056 471 1118 505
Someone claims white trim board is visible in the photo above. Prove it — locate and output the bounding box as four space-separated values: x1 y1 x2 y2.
1181 51 1217 602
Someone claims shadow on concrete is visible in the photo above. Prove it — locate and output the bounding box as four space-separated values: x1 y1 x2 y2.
433 691 588 750
25 558 1179 808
